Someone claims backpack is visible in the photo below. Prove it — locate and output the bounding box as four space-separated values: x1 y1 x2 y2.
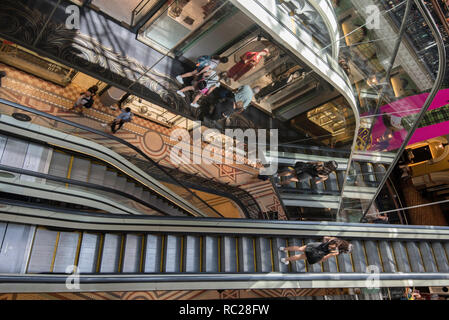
196 55 211 69
83 97 94 108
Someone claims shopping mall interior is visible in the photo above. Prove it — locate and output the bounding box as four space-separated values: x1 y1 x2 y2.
0 0 449 301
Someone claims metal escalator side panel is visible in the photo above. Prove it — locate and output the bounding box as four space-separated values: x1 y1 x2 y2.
418 242 438 273
238 236 255 273
255 237 272 273
379 241 397 273
27 228 58 273
431 242 449 272
221 236 237 273
77 233 101 274
53 231 80 273
99 234 121 273
184 235 200 273
143 234 162 273
122 234 143 273
392 242 412 273
405 242 425 273
272 238 288 273
164 235 182 273
0 223 34 273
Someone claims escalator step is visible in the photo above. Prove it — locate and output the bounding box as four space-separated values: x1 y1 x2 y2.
27 228 58 273
164 235 182 272
272 238 288 273
351 240 368 273
103 170 118 188
53 231 79 273
122 234 142 273
47 151 71 178
0 223 34 273
77 233 101 273
406 242 425 273
70 158 91 182
203 236 219 272
238 236 256 273
364 240 382 272
419 242 438 273
88 164 107 185
379 241 397 273
392 242 411 273
255 237 273 272
99 234 121 273
431 242 449 272
143 234 162 273
221 236 237 273
184 235 201 272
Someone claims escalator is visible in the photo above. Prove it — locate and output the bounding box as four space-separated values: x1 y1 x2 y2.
0 133 186 216
0 98 226 218
0 205 448 292
267 145 396 214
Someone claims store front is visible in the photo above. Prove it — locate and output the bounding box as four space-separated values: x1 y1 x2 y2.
0 39 77 87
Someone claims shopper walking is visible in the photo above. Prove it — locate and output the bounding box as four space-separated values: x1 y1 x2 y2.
279 236 352 265
70 85 98 115
106 107 133 134
176 55 228 85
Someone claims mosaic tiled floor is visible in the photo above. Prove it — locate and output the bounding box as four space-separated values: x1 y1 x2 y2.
0 63 286 219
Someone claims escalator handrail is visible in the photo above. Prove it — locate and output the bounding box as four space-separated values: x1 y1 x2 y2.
0 164 172 216
0 98 223 218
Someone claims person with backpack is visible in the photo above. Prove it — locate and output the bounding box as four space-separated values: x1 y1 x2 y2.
176 55 228 85
277 160 338 186
102 107 133 134
0 70 6 87
279 236 352 265
176 70 222 108
70 85 98 114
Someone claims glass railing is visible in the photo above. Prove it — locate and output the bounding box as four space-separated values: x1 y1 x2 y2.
238 0 445 222
0 99 225 218
335 0 445 222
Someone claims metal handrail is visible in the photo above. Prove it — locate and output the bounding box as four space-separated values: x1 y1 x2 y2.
0 164 172 216
0 98 224 218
